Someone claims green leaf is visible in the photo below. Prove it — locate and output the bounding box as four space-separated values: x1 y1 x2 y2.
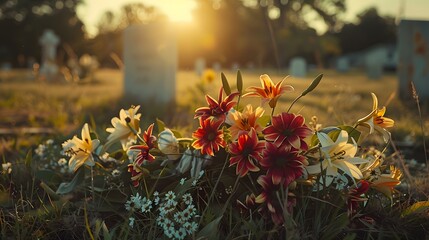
236 70 243 94
257 115 271 128
401 201 429 217
197 216 223 240
338 125 361 143
156 118 166 132
40 181 60 200
320 213 349 240
301 74 323 96
56 168 85 194
171 129 182 138
25 149 32 168
221 72 231 95
35 169 62 184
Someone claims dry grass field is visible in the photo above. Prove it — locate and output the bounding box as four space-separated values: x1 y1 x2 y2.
1 68 427 142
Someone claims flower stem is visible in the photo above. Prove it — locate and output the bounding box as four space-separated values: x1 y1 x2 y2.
127 122 145 144
199 154 229 226
91 166 95 202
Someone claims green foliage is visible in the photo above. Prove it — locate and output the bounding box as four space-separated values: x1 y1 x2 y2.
56 167 85 194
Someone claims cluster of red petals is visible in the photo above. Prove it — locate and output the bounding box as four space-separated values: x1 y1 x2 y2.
262 113 313 150
127 164 143 187
347 180 370 216
259 142 306 186
255 175 296 225
128 124 156 187
229 128 265 177
192 117 226 156
194 87 239 121
143 123 156 149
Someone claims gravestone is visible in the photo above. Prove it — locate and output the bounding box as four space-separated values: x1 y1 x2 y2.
39 29 59 81
398 20 429 102
365 48 384 80
212 62 221 72
194 58 205 76
290 57 307 78
124 23 176 104
336 57 349 73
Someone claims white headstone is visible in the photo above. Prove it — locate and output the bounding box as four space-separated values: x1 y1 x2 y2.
290 57 307 78
231 62 239 71
124 23 177 104
194 58 205 76
39 29 59 80
212 62 221 72
336 57 349 73
365 48 384 80
398 20 429 102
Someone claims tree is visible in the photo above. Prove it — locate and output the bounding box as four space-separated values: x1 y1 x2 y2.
0 0 86 66
334 7 397 54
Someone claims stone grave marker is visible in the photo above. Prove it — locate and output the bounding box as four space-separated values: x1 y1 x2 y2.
194 58 205 76
398 20 429 102
290 57 307 78
123 23 177 104
212 62 221 72
39 29 59 81
336 57 349 73
365 48 384 80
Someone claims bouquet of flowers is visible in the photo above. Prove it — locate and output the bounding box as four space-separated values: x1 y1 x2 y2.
38 72 426 239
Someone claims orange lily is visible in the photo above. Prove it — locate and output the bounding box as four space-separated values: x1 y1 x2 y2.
243 74 294 108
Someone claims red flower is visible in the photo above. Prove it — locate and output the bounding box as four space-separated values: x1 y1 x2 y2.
192 118 226 156
143 123 156 149
127 164 149 187
195 87 239 121
347 180 370 216
262 113 312 150
129 145 155 165
229 128 265 177
259 142 306 186
255 175 296 225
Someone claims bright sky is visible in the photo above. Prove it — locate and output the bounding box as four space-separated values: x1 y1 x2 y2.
77 0 429 37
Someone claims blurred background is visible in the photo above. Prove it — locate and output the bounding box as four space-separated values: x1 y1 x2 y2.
1 0 427 69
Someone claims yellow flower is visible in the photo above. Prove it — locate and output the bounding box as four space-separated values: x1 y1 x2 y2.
243 74 294 108
202 68 216 84
357 93 394 141
306 130 368 186
226 104 265 140
62 123 100 172
370 165 402 199
106 105 141 150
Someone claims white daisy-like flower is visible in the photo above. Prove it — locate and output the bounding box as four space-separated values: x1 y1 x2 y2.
140 197 152 213
112 169 121 177
183 221 199 235
57 158 67 166
182 193 193 205
128 217 135 228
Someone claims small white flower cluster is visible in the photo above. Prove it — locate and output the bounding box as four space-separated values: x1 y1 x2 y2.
124 190 200 239
35 139 55 157
157 191 199 239
2 162 12 174
35 139 70 173
124 193 152 213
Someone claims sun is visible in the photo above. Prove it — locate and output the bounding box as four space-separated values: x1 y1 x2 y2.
154 0 196 23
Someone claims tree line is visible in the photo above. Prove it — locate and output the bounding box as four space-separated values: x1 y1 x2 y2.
0 0 397 69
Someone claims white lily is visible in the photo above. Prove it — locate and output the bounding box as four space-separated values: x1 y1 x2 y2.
106 105 141 150
306 130 368 186
62 123 100 172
